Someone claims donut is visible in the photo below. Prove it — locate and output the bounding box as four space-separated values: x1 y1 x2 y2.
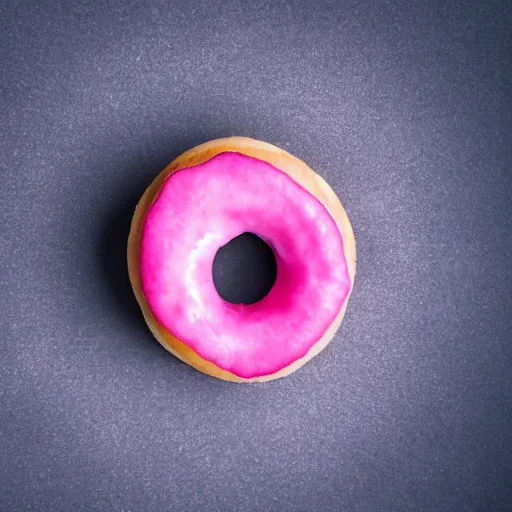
127 137 356 382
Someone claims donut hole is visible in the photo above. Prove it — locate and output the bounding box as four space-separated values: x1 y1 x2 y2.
212 232 277 305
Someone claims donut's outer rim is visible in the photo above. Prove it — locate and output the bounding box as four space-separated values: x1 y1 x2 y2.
127 136 356 382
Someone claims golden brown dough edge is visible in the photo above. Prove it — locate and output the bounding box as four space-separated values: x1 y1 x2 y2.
127 136 356 382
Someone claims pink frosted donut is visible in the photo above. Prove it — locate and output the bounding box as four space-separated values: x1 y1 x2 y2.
128 137 356 382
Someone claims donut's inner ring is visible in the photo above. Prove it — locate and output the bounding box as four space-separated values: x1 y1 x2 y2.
212 232 277 306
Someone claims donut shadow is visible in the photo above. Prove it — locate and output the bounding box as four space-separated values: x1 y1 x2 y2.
98 183 148 334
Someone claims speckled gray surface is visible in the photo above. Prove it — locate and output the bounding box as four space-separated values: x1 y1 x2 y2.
1 1 512 511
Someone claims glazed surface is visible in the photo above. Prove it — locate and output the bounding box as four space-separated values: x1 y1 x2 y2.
140 152 350 378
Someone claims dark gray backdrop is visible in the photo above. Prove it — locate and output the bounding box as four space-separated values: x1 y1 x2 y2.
1 1 511 511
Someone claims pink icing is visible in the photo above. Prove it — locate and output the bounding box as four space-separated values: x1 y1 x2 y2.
140 152 350 378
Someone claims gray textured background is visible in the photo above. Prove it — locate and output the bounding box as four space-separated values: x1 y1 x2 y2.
1 1 511 511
